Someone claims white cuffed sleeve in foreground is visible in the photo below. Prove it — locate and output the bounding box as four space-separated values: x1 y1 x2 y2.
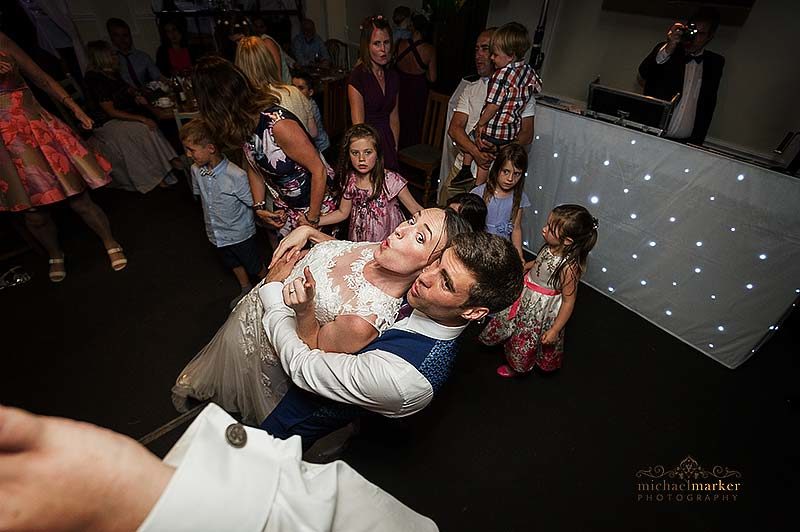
137 404 437 531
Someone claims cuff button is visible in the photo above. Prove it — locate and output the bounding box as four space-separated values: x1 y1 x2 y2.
225 423 248 448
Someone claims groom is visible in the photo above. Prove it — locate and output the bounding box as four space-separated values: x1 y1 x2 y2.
258 231 523 449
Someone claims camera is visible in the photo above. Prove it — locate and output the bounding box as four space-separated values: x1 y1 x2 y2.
679 23 699 43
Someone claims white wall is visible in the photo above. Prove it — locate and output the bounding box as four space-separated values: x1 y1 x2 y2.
69 0 161 57
487 0 800 156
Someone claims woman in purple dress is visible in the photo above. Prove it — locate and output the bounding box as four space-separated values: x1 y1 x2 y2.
347 15 400 170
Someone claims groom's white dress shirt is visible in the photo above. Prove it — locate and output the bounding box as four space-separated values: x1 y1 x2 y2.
259 281 466 417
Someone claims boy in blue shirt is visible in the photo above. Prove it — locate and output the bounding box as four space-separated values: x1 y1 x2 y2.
180 120 266 308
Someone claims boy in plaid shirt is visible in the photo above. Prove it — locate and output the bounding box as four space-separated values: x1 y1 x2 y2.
462 22 540 185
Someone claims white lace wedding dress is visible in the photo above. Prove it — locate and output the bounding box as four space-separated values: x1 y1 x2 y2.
172 240 402 424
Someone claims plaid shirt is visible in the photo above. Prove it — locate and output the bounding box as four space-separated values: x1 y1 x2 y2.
483 61 539 141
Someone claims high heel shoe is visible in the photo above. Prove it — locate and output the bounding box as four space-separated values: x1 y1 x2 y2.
48 256 66 282
106 247 128 271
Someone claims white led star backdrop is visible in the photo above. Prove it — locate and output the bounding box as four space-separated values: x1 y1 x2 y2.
518 107 800 368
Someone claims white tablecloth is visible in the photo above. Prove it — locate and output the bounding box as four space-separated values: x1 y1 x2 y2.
442 103 799 369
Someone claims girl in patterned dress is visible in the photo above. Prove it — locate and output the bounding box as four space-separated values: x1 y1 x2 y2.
319 124 422 242
479 204 598 377
470 143 531 261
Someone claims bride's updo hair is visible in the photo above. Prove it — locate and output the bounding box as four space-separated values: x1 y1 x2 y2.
427 207 472 264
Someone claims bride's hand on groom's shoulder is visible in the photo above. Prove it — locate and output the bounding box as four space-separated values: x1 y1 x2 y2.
266 249 304 283
284 266 316 316
269 226 315 268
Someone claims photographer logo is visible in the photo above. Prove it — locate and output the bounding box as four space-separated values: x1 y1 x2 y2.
635 456 742 503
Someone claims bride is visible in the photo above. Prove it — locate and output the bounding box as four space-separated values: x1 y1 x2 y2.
173 208 471 424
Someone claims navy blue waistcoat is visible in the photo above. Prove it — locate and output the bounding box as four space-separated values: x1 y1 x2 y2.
261 328 460 449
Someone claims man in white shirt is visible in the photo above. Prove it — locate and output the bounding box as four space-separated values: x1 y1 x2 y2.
638 7 724 145
0 403 437 532
439 28 536 203
259 231 524 450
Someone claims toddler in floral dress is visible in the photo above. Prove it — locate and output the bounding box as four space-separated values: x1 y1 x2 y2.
319 124 422 242
479 204 598 377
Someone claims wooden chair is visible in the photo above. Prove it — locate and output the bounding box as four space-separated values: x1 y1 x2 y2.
398 91 450 206
323 76 350 143
325 39 349 70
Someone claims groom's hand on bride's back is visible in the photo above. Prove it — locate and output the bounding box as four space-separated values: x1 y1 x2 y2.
266 249 306 283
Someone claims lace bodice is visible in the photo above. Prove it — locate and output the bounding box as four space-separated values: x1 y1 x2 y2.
288 240 402 332
527 246 565 290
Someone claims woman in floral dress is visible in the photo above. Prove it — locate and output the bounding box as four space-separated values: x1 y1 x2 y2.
0 32 126 282
192 56 336 237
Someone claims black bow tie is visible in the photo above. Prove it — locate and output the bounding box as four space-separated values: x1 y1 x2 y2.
199 165 215 177
685 54 704 64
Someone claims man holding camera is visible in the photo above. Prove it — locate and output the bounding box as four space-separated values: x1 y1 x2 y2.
638 7 724 145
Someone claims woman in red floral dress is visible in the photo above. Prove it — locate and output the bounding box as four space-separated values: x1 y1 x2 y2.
0 32 126 281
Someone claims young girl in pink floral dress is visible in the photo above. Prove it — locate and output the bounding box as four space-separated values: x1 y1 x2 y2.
319 124 422 242
479 204 598 377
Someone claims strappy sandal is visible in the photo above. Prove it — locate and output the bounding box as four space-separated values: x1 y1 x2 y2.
48 256 66 283
106 247 128 271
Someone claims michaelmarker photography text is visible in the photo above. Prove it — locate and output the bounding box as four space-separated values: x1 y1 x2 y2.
636 479 741 502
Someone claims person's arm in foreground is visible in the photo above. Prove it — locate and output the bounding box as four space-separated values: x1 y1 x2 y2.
0 405 171 532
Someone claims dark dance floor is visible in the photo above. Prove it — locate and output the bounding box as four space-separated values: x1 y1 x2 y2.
2 186 796 531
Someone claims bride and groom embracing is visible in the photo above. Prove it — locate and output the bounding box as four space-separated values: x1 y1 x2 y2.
173 207 523 449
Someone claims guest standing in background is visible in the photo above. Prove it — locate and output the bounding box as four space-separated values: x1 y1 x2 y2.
319 124 422 242
106 17 162 87
638 7 724 145
391 6 412 43
251 13 295 83
348 15 400 170
181 119 265 309
192 57 337 237
395 13 436 149
291 70 331 158
235 37 318 141
0 32 126 282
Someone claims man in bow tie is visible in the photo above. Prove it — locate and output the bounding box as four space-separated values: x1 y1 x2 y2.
638 7 725 145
